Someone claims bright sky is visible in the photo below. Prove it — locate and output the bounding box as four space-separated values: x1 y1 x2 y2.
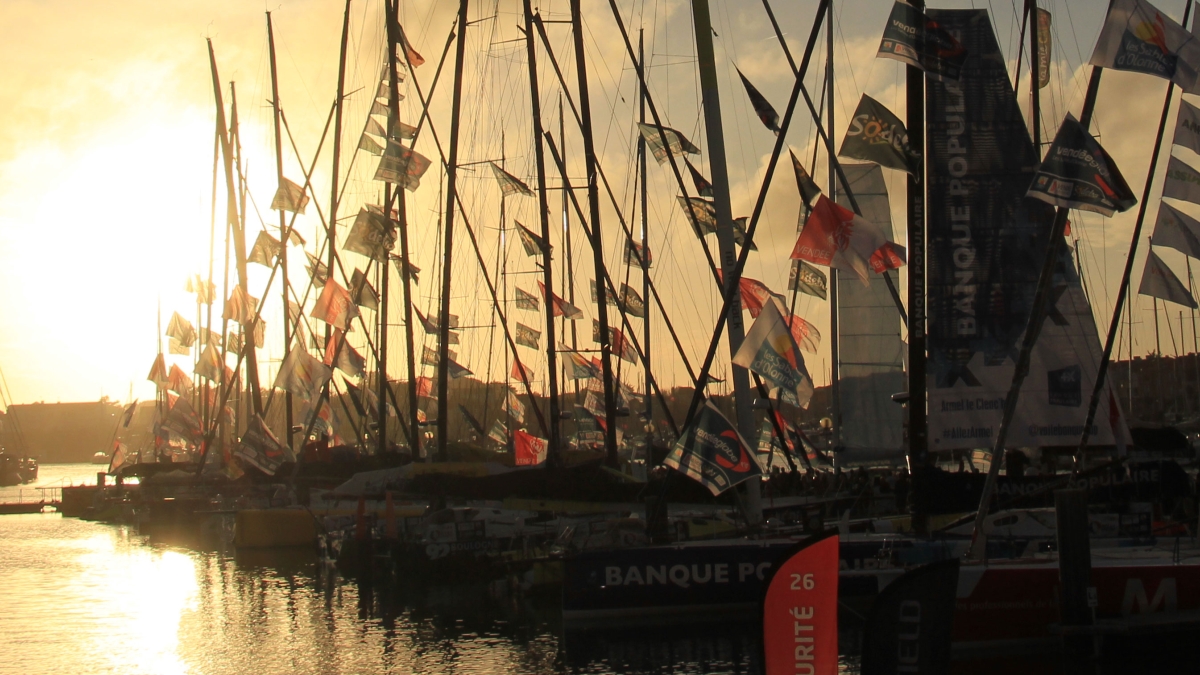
0 0 1185 410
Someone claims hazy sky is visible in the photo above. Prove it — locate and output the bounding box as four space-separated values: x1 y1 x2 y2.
0 0 1186 410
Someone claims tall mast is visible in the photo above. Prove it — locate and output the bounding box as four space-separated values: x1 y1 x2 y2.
502 135 512 449
826 3 841 456
561 96 578 398
387 0 421 458
329 0 351 343
207 39 262 415
1027 0 1042 151
570 0 618 466
231 82 247 436
639 30 652 441
906 0 928 531
437 0 470 462
691 0 760 521
267 13 294 450
523 0 561 459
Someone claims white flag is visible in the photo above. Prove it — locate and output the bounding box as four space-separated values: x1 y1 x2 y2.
1162 156 1200 205
273 347 332 403
1139 248 1198 307
1173 98 1200 155
1152 201 1200 258
1090 0 1200 93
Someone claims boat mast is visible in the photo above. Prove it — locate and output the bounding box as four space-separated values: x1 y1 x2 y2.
207 39 262 415
691 0 760 521
230 82 247 436
388 1 421 458
502 135 512 450
826 3 841 457
570 0 618 466
436 0 469 462
561 96 578 400
266 13 295 450
639 30 652 443
1027 0 1041 151
906 0 928 532
1075 1 1193 457
522 0 562 459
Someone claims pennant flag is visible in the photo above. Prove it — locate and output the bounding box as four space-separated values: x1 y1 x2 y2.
392 256 421 284
539 281 583 319
311 278 358 330
414 375 434 398
445 330 461 345
274 347 332 403
349 268 379 310
637 122 700 164
735 276 786 318
678 196 718 236
370 100 389 117
167 364 192 395
506 389 525 424
733 297 814 409
685 158 713 197
590 279 619 306
731 217 758 251
566 350 600 380
1175 99 1200 156
860 560 959 675
162 395 203 444
619 283 646 318
663 400 760 495
515 287 540 310
358 134 384 156
790 194 890 285
323 329 365 378
270 177 309 214
390 119 417 141
515 322 541 349
253 320 265 348
877 1 968 81
762 533 840 675
376 80 394 101
1028 114 1137 216
365 117 387 138
147 354 168 388
166 312 196 347
226 331 243 355
107 441 130 475
306 251 329 287
1139 248 1198 307
511 358 535 383
344 207 397 261
248 230 282 267
1090 0 1200 93
459 405 486 437
789 259 828 300
625 240 653 267
1036 8 1053 88
488 420 509 444
612 327 637 363
414 308 438 334
222 286 257 325
168 337 190 355
489 161 533 197
1163 155 1200 206
514 430 548 465
186 274 217 305
515 221 547 256
235 414 294 476
785 312 821 354
838 94 921 177
433 311 459 329
790 149 823 206
195 344 223 382
735 67 780 133
1152 201 1200 258
399 33 425 67
374 141 431 191
446 357 472 379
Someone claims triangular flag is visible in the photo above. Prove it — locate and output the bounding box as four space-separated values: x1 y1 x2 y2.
147 354 168 387
270 177 309 214
1028 114 1136 216
637 122 700 164
735 67 780 134
1139 248 1198 307
489 161 534 197
1152 201 1200 259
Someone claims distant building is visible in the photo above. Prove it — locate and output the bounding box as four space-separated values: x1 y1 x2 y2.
0 400 122 463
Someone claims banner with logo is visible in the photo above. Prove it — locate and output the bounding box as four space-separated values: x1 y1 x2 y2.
663 400 760 495
762 532 839 675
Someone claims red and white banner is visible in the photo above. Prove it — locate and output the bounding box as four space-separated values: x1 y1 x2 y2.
763 533 839 675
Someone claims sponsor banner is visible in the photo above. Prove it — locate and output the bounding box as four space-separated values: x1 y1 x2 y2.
925 9 1119 450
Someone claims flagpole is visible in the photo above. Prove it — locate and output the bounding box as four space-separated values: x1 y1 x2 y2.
1074 0 1190 456
267 13 295 451
905 0 929 534
523 0 562 462
1027 0 1041 151
639 29 653 450
826 2 841 461
1189 258 1199 413
436 0 469 463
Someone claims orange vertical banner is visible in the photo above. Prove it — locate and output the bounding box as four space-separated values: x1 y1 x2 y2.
762 532 839 675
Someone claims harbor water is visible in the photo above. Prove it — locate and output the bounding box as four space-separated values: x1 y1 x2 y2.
0 464 781 675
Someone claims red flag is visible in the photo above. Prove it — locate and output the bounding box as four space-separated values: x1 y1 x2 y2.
514 429 548 466
869 241 907 273
167 364 191 395
785 313 821 354
538 280 583 319
147 354 168 387
415 376 434 399
791 195 891 285
511 359 535 383
763 533 839 675
312 278 357 330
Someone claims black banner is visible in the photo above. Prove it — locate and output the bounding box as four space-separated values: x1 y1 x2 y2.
839 94 920 177
878 1 968 81
1027 114 1136 217
860 560 959 675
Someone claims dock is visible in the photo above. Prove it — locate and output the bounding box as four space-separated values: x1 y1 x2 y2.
0 486 61 514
